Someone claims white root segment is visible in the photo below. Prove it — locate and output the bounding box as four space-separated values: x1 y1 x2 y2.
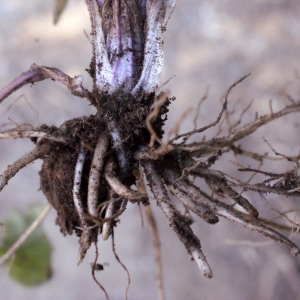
163 168 218 224
107 120 129 174
73 150 88 223
73 149 93 265
102 199 115 240
177 178 300 256
0 203 52 267
0 144 51 192
104 159 142 201
87 133 109 217
102 198 127 240
168 183 219 224
191 247 214 278
143 161 213 278
0 130 66 143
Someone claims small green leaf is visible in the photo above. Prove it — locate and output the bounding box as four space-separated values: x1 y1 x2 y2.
53 0 69 25
0 206 52 286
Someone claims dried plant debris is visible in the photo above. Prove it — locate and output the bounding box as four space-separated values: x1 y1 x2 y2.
1 0 300 298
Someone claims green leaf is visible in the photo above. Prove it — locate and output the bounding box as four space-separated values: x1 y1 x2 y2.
0 206 52 286
53 0 69 25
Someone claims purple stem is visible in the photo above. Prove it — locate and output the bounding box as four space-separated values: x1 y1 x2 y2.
0 65 45 103
0 64 90 104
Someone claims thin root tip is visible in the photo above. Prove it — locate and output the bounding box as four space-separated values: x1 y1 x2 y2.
77 256 83 266
204 271 213 279
77 249 87 266
77 258 82 266
102 223 112 241
191 249 213 279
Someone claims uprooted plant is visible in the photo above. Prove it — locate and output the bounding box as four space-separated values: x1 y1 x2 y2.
1 0 300 299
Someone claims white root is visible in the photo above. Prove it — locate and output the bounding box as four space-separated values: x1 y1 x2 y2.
0 144 51 192
190 247 213 277
73 150 87 223
102 199 115 240
104 159 142 201
107 120 129 174
177 178 300 256
0 130 66 143
73 149 93 265
168 184 219 224
102 198 127 240
102 201 116 241
143 161 213 278
87 134 109 218
103 157 138 240
163 168 218 224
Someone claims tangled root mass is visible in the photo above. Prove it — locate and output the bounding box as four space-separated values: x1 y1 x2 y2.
39 91 170 248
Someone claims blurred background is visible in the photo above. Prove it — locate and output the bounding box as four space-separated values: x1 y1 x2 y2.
1 0 300 299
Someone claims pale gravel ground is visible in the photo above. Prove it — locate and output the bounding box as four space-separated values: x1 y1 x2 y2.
1 1 300 299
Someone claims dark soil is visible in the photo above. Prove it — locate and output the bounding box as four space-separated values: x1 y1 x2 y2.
39 92 172 236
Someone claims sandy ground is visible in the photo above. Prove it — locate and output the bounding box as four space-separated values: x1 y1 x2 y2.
1 0 300 299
